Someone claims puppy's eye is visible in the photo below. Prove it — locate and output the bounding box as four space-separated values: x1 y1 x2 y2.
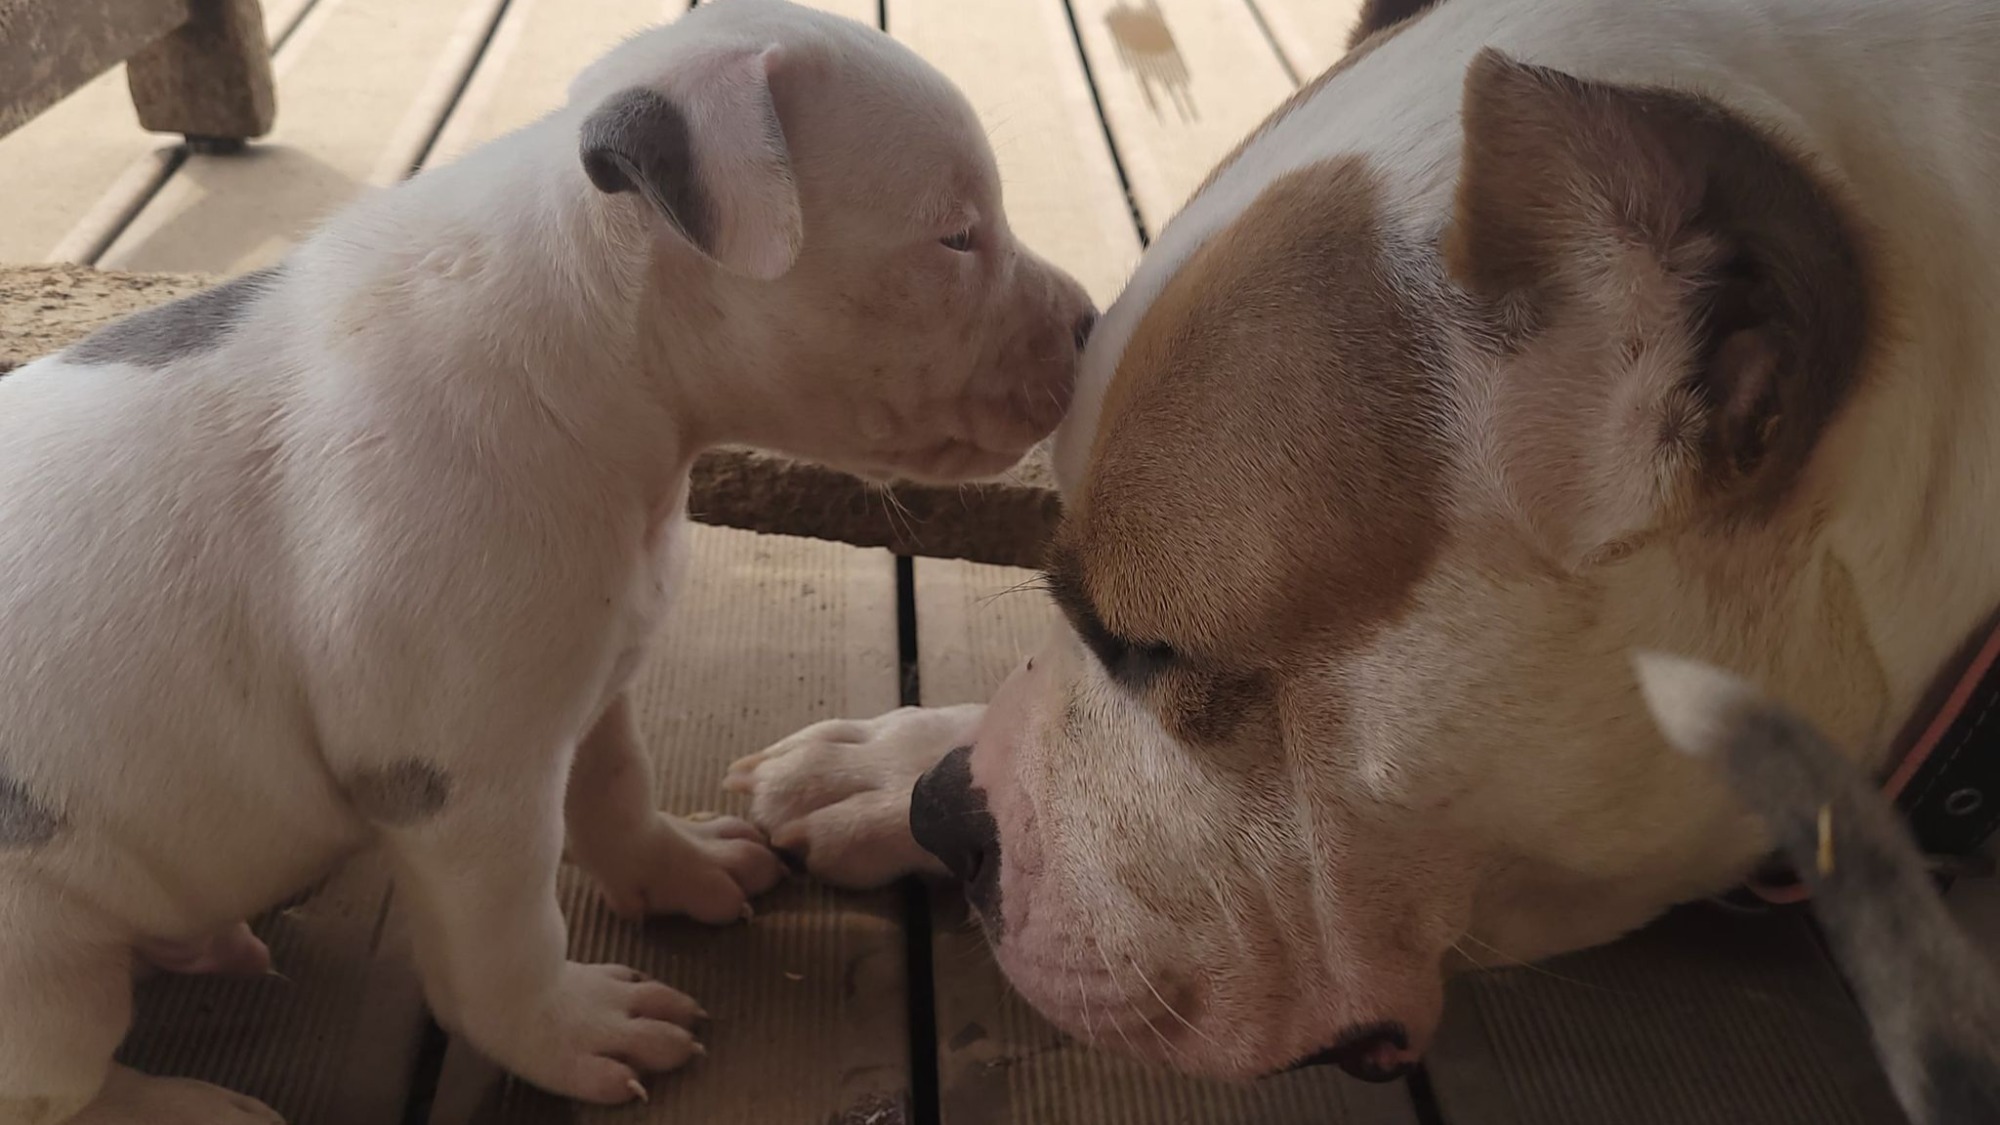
940 229 975 253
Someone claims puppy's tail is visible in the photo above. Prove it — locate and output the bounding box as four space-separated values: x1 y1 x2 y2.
1631 651 2000 1125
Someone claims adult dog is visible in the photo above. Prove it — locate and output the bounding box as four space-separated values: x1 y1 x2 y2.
733 0 2000 1094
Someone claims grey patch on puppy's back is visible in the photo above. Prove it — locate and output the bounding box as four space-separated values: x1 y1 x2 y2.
65 266 282 368
346 760 452 828
0 775 63 846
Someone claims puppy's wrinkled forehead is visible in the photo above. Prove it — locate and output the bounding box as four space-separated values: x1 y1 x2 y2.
1059 158 1450 664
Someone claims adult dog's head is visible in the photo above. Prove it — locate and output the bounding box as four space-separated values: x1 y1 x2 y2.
907 0 1968 1083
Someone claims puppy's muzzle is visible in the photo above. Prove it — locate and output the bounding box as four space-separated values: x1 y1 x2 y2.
910 745 1002 928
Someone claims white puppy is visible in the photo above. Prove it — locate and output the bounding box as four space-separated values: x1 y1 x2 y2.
0 0 1093 1121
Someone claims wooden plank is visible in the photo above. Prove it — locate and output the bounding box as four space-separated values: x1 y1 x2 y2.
429 526 908 1125
0 0 310 265
889 0 1141 307
1426 905 1907 1125
1250 0 1366 80
696 0 874 20
913 558 1421 1125
118 856 431 1125
89 0 510 274
0 0 189 139
126 0 277 141
1068 0 1295 231
433 0 878 169
421 0 667 169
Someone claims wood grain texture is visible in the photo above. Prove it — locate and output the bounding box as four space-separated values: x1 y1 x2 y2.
0 0 189 139
1428 905 1907 1125
126 0 277 140
1068 0 1294 231
118 857 431 1125
0 0 312 265
94 0 511 273
1249 0 1368 80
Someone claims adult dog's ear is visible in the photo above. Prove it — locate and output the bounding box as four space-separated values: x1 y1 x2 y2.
579 45 803 281
1443 49 1873 566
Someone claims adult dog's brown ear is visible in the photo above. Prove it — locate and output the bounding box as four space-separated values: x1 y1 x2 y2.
1347 0 1445 48
1634 652 2000 1125
1443 49 1873 568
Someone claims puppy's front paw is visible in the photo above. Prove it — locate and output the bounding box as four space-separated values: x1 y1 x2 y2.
70 1067 284 1124
491 963 706 1104
586 813 785 925
723 704 982 888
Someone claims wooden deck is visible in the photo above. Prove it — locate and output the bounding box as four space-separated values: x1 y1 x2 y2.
0 1 1974 1122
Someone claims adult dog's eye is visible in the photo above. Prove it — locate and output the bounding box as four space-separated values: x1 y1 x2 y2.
940 229 975 252
1085 631 1175 684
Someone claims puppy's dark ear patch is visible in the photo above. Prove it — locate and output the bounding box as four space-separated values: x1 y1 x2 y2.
580 87 714 255
1348 0 1445 48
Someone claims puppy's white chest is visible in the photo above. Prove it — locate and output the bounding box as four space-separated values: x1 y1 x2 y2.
605 508 691 695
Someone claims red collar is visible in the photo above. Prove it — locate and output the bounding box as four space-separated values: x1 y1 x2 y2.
1746 615 2000 905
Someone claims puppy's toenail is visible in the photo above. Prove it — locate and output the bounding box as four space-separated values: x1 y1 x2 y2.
626 1078 649 1103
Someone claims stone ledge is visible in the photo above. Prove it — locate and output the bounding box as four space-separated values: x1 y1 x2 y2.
0 263 1058 568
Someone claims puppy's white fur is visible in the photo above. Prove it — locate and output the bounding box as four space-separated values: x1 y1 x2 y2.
0 2 1091 1122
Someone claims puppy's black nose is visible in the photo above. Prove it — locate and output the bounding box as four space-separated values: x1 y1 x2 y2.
1071 312 1098 351
911 745 1002 924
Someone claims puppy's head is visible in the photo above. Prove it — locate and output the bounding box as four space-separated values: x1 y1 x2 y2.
1634 653 2000 1125
909 47 1895 1081
572 0 1093 483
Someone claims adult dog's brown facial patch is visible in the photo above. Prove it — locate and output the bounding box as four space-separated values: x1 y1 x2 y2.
1059 158 1449 727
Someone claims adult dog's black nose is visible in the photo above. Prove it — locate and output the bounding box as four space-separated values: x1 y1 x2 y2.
911 745 1003 925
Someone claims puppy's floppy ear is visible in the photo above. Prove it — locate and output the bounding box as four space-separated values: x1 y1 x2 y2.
579 45 803 281
1444 50 1873 565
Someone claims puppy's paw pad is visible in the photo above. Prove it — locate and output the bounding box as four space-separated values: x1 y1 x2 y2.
587 815 784 925
497 963 707 1104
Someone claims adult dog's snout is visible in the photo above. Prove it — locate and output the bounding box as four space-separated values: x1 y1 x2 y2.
910 744 1002 924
